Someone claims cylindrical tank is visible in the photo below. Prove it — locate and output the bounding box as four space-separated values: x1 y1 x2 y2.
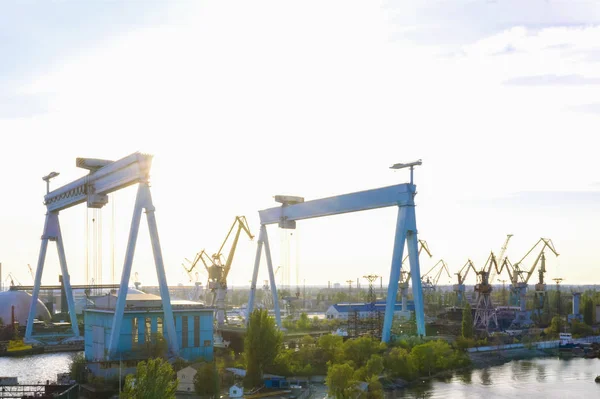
0 291 51 325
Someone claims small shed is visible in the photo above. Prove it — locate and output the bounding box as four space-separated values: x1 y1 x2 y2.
177 363 203 393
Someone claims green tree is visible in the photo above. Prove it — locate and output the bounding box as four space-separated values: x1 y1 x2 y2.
244 309 283 388
121 358 177 399
342 336 383 368
69 352 87 383
384 347 414 380
549 315 564 334
461 302 473 339
194 362 219 397
326 363 357 399
583 298 594 326
317 334 344 364
366 375 384 399
297 313 311 330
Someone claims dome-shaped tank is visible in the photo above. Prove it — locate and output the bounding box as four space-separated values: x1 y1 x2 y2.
0 291 52 325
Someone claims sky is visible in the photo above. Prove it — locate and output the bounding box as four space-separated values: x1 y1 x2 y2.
1 0 599 291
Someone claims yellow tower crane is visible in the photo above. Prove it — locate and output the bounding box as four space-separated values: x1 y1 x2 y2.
510 238 559 327
210 216 254 327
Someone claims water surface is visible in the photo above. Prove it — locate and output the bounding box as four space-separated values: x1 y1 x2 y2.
395 357 600 399
0 352 79 384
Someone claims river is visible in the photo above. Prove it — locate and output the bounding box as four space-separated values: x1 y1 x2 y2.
0 352 79 384
394 357 600 398
2 354 600 398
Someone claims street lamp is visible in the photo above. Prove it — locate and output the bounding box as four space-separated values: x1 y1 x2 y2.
42 171 60 194
390 159 422 185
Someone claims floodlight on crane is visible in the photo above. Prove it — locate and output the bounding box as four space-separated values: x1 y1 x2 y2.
42 172 60 194
390 159 422 185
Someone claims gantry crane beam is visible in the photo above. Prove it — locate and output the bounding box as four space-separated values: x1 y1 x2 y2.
25 152 179 361
44 153 152 212
258 184 414 226
248 172 427 342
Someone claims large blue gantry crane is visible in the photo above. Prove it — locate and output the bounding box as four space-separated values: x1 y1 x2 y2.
247 160 426 342
25 152 179 359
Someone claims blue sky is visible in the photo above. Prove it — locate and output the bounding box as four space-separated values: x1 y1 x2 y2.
1 0 599 290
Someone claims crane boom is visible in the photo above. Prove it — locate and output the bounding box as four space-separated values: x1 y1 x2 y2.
214 216 254 284
514 238 559 284
401 239 432 282
490 234 513 283
456 259 477 284
422 259 452 287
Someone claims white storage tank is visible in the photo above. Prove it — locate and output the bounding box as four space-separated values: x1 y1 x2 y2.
0 291 51 325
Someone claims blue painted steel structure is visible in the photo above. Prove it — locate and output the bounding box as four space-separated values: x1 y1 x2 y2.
25 153 179 359
247 166 426 342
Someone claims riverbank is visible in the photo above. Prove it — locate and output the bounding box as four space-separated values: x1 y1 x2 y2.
469 346 554 368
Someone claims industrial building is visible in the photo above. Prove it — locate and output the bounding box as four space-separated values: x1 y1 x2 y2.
84 290 214 378
325 301 414 320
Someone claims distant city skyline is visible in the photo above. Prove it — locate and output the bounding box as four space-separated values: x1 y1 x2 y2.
1 1 599 290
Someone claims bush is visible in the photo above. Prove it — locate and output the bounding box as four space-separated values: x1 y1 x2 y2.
69 352 88 383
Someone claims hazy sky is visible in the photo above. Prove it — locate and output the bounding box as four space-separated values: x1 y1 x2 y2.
1 1 599 291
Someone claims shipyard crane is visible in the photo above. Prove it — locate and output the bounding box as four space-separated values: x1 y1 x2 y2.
25 152 179 359
209 216 254 327
182 249 215 282
398 240 432 312
421 259 452 292
453 259 477 304
490 234 513 284
509 238 559 327
473 252 500 332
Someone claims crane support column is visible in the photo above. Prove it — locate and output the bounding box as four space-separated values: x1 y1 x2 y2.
262 226 282 328
248 225 282 328
382 206 409 343
107 185 144 358
25 212 79 342
107 183 179 358
25 213 52 342
144 184 179 356
55 217 79 337
406 212 425 337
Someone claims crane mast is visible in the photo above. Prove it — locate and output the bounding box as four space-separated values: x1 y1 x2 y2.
509 238 559 328
473 252 499 332
210 216 254 327
453 259 476 304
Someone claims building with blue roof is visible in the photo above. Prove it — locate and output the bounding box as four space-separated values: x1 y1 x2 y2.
325 300 414 321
